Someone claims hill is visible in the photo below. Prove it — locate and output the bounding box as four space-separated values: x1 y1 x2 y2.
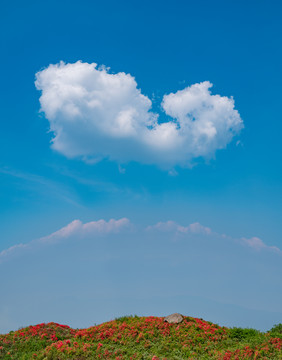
0 315 282 359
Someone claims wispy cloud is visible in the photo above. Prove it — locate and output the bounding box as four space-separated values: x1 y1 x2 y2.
0 167 81 207
52 166 121 194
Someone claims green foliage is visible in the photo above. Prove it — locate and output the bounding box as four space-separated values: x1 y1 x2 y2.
229 327 261 341
269 323 282 338
114 314 139 323
0 316 281 359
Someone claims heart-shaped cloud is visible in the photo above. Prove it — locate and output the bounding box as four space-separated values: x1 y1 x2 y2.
35 61 243 168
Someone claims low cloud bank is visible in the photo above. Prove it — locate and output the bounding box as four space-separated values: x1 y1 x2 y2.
39 218 130 243
241 236 280 252
0 218 131 263
0 218 279 263
146 221 212 235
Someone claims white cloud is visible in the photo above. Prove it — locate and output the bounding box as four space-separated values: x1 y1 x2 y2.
0 243 28 259
147 221 281 253
188 222 212 235
35 61 243 168
39 218 131 243
241 237 281 253
161 82 243 159
146 221 212 235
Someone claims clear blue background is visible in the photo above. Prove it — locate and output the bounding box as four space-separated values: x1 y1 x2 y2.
0 0 281 332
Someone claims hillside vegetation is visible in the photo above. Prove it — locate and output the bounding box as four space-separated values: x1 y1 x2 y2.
0 315 282 359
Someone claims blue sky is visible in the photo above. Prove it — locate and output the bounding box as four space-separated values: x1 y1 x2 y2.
0 0 282 333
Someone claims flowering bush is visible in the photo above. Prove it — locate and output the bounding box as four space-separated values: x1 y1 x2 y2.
0 316 281 359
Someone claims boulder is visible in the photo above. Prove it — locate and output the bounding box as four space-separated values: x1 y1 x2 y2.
164 313 183 324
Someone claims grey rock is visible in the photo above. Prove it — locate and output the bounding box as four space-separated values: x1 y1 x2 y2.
164 313 184 324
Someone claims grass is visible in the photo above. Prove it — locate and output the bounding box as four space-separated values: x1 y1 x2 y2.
0 315 282 359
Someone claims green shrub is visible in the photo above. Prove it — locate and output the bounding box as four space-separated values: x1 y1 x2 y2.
114 315 139 323
269 323 282 338
229 327 260 341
